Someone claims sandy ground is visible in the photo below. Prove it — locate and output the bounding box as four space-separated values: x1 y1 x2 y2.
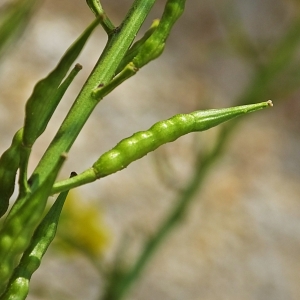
1 0 300 299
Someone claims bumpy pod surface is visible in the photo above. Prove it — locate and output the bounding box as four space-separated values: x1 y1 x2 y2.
93 101 272 178
94 114 194 177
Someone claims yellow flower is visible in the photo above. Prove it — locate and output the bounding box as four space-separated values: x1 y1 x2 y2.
56 191 111 258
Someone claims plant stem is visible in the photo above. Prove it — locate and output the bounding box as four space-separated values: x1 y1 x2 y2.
86 0 115 34
29 0 157 190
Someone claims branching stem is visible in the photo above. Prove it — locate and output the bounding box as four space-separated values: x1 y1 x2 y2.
30 0 157 190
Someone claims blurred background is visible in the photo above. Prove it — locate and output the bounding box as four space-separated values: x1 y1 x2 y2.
0 0 300 299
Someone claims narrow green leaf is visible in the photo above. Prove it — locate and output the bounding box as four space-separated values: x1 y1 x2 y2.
23 18 99 148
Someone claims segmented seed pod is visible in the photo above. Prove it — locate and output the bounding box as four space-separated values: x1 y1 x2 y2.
0 128 23 218
93 101 272 178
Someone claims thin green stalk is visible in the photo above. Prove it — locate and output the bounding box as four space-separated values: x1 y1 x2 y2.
86 0 115 34
92 62 138 101
0 0 40 60
30 0 157 191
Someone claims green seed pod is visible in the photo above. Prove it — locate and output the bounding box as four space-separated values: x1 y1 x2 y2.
51 101 272 194
0 154 66 292
93 101 272 177
92 0 185 101
133 0 185 68
86 0 115 34
0 186 70 300
116 19 160 74
0 128 23 218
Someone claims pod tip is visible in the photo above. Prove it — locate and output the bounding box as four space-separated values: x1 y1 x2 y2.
267 100 273 107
